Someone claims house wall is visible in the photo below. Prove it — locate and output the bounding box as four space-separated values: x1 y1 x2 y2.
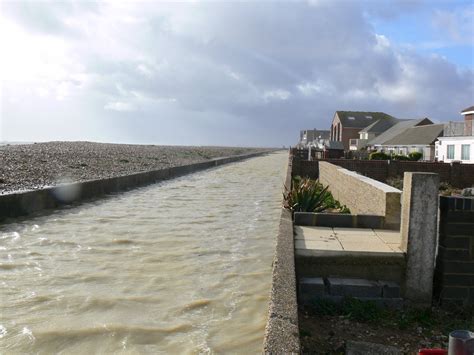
341 127 360 151
330 113 339 141
434 196 474 306
318 162 401 227
436 137 474 164
464 113 473 136
293 157 474 188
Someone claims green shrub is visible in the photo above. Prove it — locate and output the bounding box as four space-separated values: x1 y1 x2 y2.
408 151 422 161
369 151 390 160
392 154 411 161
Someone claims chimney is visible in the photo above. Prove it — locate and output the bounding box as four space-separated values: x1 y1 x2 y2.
461 106 474 136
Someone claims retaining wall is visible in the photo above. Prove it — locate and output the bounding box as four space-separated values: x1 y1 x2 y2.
0 152 268 221
295 158 474 188
434 196 474 305
318 162 402 228
263 155 300 354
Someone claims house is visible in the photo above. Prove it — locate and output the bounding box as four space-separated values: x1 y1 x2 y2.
378 124 445 161
435 106 474 164
349 117 406 151
330 111 395 151
367 118 433 151
298 129 330 148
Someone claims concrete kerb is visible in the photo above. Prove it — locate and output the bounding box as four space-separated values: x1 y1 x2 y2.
263 155 301 354
0 151 270 221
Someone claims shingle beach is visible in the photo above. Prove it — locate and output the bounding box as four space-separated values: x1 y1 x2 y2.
0 141 269 194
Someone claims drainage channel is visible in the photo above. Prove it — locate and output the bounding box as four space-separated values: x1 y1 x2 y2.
0 152 288 353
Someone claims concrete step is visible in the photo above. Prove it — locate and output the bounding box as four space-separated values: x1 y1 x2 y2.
296 252 405 283
299 276 402 308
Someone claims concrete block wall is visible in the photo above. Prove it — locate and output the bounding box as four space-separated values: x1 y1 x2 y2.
435 196 474 305
318 162 401 228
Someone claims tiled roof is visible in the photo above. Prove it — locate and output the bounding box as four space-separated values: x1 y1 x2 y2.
336 111 394 128
359 117 405 134
368 118 433 145
461 105 474 113
382 124 445 146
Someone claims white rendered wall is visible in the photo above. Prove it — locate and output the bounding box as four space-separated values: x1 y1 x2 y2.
436 137 474 163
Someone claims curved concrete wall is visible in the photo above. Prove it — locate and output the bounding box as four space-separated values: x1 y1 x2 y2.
0 152 268 221
263 155 300 354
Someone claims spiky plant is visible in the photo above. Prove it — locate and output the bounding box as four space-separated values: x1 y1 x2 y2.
283 177 332 212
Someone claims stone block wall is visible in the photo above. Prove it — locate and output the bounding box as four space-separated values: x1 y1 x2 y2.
318 162 401 227
434 196 474 305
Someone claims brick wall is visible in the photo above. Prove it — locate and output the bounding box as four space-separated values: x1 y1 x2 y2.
434 196 474 305
318 162 401 228
293 158 474 188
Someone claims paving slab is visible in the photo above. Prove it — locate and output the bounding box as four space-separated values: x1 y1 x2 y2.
339 238 394 253
294 225 335 239
333 227 378 236
387 243 403 252
374 229 402 244
295 238 342 251
296 226 404 255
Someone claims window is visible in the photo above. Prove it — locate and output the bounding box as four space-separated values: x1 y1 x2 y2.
447 145 455 159
462 144 470 160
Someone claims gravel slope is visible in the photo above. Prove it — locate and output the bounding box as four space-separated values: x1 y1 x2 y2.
0 142 269 194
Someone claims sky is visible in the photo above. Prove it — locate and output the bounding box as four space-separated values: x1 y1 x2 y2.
0 0 473 147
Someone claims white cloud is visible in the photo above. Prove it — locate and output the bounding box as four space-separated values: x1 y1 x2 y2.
263 89 291 102
104 101 135 112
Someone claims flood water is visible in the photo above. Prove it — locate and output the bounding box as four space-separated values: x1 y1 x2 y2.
0 152 288 354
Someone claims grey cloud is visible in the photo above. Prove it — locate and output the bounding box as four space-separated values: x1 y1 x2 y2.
1 1 473 146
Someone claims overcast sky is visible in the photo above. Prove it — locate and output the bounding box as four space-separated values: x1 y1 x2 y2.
1 0 473 146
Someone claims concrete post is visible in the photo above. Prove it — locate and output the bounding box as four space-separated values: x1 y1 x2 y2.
400 172 439 304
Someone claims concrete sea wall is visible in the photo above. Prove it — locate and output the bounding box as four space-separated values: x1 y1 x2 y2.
263 154 300 354
0 152 268 221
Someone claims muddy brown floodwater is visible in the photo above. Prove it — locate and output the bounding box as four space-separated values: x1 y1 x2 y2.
0 152 287 354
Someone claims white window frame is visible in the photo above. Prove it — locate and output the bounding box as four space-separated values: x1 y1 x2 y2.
447 144 455 160
461 144 470 161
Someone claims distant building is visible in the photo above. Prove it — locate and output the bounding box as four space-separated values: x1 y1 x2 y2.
378 123 445 161
329 111 395 151
367 118 433 151
350 117 411 151
435 106 474 164
298 129 330 148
